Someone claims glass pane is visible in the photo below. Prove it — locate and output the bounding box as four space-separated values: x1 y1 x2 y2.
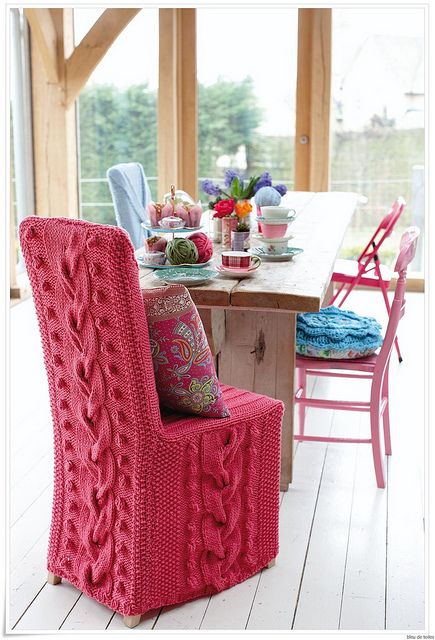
331 7 425 272
197 7 298 201
75 9 159 225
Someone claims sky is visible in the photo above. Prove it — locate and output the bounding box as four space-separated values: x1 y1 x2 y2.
74 6 425 136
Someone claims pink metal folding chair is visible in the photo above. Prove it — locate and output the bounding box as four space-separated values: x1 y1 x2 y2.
329 197 406 362
295 227 419 489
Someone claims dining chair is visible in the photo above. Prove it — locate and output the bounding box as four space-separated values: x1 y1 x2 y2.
106 162 152 249
329 196 406 361
295 226 419 489
19 216 283 628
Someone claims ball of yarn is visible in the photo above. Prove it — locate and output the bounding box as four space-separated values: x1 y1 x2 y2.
188 232 213 263
166 238 199 265
254 186 281 206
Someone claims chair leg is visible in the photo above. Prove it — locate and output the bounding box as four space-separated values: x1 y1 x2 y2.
266 558 276 568
370 389 386 489
382 369 392 456
297 368 307 437
47 572 62 585
123 615 141 629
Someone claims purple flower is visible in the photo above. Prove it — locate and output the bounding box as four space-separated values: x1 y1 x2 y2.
274 183 288 196
201 179 221 196
253 171 273 192
224 168 242 188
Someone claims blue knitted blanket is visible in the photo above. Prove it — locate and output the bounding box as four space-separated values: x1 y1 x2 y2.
296 306 383 352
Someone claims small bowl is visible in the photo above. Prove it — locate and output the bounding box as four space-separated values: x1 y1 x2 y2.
141 251 166 265
261 221 289 239
159 216 185 229
222 251 251 269
261 206 296 220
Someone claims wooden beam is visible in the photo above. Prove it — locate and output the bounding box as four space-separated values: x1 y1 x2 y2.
158 9 198 199
30 9 79 217
65 8 140 107
24 9 59 83
295 9 332 191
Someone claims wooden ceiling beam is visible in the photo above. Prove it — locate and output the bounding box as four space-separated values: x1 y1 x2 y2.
65 8 141 107
24 8 59 83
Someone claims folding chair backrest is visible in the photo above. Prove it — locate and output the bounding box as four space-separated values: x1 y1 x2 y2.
375 226 420 370
357 196 406 266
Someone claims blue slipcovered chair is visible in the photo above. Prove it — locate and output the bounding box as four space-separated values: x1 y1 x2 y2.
106 162 152 249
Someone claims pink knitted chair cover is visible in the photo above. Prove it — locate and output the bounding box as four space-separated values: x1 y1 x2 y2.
19 216 284 617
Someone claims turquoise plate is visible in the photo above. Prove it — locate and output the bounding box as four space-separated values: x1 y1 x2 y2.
137 255 214 269
152 268 218 286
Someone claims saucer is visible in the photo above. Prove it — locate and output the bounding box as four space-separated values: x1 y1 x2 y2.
256 215 296 225
249 247 304 262
216 262 260 278
253 233 293 244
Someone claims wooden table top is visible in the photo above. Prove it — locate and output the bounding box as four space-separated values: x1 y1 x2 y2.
139 191 361 313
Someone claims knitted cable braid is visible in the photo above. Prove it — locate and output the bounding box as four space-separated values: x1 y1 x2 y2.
20 216 284 618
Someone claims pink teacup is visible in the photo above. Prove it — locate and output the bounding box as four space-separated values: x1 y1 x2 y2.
222 251 251 269
261 222 289 239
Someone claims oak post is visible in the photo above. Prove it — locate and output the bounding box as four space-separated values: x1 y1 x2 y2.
158 9 197 199
295 9 332 191
29 8 79 217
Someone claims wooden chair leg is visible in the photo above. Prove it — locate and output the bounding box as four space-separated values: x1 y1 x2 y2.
47 571 62 585
267 558 276 568
123 615 141 629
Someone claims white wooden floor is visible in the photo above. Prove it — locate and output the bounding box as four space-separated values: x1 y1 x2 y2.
8 290 426 632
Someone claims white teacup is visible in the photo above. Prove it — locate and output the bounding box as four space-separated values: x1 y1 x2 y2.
260 206 296 220
254 233 293 255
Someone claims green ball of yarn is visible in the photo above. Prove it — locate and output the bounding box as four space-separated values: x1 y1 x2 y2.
166 238 199 265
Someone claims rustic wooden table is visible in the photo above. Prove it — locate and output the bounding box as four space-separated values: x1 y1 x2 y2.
139 191 361 490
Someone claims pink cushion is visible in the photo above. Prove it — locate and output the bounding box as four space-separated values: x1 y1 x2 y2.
142 285 230 418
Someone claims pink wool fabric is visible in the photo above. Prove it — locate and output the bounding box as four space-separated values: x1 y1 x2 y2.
142 284 229 418
19 216 284 618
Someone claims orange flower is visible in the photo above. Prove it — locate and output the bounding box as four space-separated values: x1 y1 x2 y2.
234 200 252 218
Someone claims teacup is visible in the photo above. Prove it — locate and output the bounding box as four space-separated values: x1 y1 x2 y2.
159 216 185 229
261 221 289 239
255 234 292 255
141 251 166 265
222 251 253 269
260 206 296 220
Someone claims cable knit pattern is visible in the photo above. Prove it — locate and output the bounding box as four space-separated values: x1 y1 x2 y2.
19 216 284 618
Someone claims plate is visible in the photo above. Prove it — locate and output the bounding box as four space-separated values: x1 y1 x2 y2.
152 268 218 286
141 224 203 234
256 215 296 225
137 254 214 270
249 247 304 262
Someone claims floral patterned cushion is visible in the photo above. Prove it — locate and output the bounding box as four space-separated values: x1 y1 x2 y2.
142 285 230 418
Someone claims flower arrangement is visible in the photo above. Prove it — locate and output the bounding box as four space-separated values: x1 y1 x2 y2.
202 169 287 230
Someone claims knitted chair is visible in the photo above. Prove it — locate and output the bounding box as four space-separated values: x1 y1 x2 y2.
19 216 284 629
106 162 152 249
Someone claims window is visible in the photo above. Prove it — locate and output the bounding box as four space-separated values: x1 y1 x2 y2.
197 8 298 200
331 7 425 272
75 9 159 225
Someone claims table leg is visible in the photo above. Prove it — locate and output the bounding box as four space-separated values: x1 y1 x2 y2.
218 309 296 491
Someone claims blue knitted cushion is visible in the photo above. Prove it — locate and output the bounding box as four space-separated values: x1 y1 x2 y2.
296 306 383 359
